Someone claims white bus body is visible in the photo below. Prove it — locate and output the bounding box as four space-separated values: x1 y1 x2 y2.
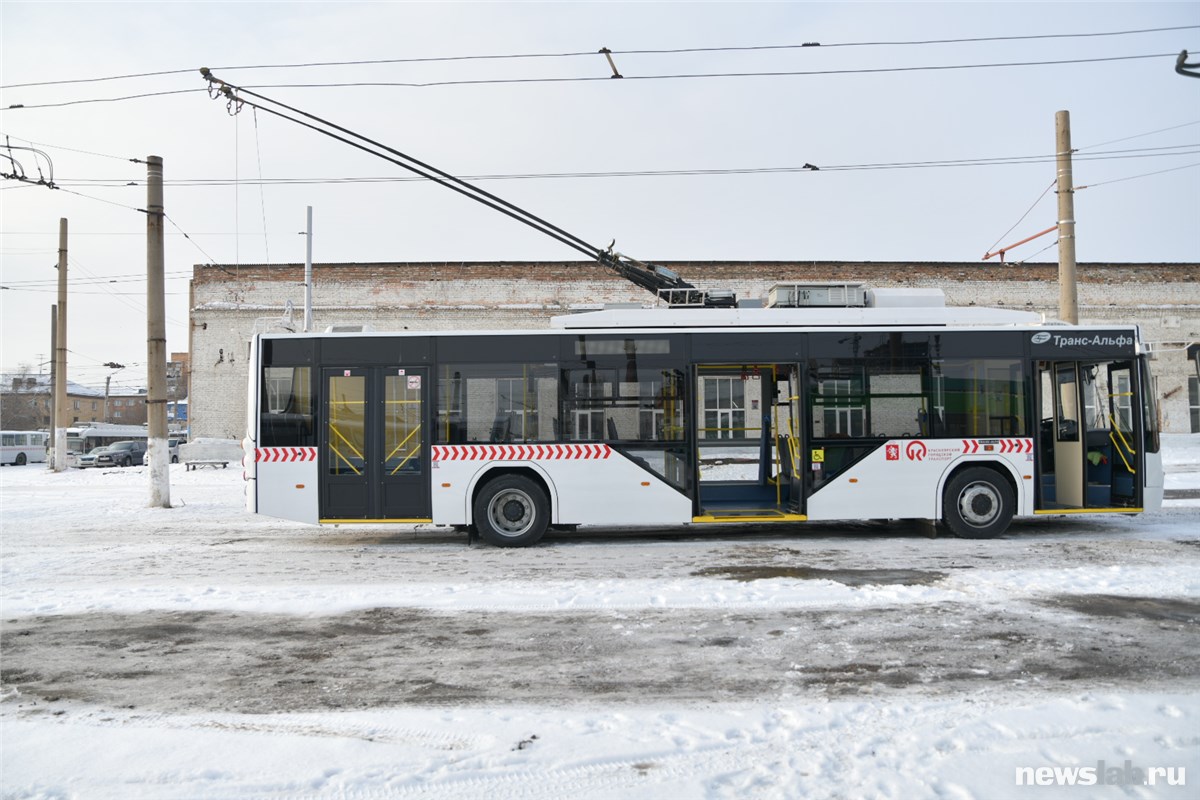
0 431 49 466
244 304 1162 546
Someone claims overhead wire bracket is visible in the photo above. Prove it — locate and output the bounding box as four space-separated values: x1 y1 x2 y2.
1176 50 1200 78
599 47 623 78
982 224 1056 263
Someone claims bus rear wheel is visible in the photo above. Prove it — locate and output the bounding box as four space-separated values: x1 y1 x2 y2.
15 453 26 466
473 474 549 547
942 467 1014 539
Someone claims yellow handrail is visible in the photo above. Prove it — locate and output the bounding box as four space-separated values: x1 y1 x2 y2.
329 444 362 475
1107 413 1136 474
388 424 423 475
385 423 421 462
328 424 364 475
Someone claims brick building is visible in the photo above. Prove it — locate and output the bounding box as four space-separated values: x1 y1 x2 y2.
188 261 1200 438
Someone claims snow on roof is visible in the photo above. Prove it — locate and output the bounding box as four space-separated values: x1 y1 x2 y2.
1 373 104 397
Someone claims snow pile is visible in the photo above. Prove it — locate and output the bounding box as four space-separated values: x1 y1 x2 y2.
1 435 1197 798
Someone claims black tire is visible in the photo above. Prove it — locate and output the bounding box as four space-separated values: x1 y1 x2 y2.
171 455 179 464
120 456 131 467
15 453 27 466
942 467 1014 539
473 474 550 547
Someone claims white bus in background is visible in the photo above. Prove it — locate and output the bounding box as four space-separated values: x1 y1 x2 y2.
1 431 50 466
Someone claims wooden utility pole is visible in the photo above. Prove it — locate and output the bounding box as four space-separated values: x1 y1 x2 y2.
53 219 68 471
1055 110 1079 324
146 155 170 507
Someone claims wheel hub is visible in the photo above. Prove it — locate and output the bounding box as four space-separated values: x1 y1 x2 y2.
960 484 999 526
489 489 533 536
502 499 525 523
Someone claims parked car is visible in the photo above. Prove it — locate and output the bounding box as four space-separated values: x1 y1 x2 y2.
95 440 147 468
76 446 111 469
141 439 182 465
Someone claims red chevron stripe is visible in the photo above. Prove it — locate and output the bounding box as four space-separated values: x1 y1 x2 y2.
257 447 317 463
432 442 632 460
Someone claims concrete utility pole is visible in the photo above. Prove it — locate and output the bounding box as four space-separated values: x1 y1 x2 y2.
1055 110 1079 325
53 219 68 472
146 155 170 508
102 362 125 423
49 305 57 468
304 205 313 332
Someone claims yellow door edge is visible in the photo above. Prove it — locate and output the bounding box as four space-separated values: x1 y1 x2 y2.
693 514 808 523
320 518 434 524
1032 508 1142 515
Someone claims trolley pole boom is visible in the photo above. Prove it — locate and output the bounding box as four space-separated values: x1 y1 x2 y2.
199 69 718 305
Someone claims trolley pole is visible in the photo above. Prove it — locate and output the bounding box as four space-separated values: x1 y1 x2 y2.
146 155 170 508
1055 110 1079 324
53 219 68 472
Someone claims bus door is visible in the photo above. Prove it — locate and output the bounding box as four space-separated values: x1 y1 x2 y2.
692 364 804 520
321 366 430 521
1037 360 1141 510
784 364 806 514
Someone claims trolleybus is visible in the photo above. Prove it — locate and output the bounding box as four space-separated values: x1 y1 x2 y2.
64 424 149 466
243 290 1162 546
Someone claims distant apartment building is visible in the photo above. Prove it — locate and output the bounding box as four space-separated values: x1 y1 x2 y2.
0 374 104 429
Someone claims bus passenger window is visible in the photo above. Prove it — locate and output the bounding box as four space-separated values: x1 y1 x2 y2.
932 359 1026 438
437 364 558 443
261 367 314 446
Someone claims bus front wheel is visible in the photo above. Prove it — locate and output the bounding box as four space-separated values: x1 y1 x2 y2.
15 453 26 466
473 475 549 547
942 467 1014 539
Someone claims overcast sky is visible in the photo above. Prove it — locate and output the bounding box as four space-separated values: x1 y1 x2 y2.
1 1 1197 392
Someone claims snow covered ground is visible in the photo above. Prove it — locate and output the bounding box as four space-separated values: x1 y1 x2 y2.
2 436 1198 799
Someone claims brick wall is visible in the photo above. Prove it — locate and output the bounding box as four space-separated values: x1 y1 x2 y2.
190 261 1200 437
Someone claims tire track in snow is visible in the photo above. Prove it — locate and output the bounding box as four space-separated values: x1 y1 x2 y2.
28 708 487 750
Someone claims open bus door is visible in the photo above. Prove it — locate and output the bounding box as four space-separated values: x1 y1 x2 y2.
1037 360 1142 512
784 365 806 514
321 366 431 521
691 363 805 521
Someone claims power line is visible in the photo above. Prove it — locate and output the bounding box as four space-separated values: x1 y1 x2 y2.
1079 119 1200 150
0 131 135 162
4 50 1191 111
984 180 1057 257
54 186 144 212
614 26 1200 53
163 213 224 267
238 52 1190 89
66 255 188 328
1013 239 1060 266
1 271 192 288
4 25 1195 89
1075 161 1200 189
37 142 1200 188
2 88 203 111
1 285 185 295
